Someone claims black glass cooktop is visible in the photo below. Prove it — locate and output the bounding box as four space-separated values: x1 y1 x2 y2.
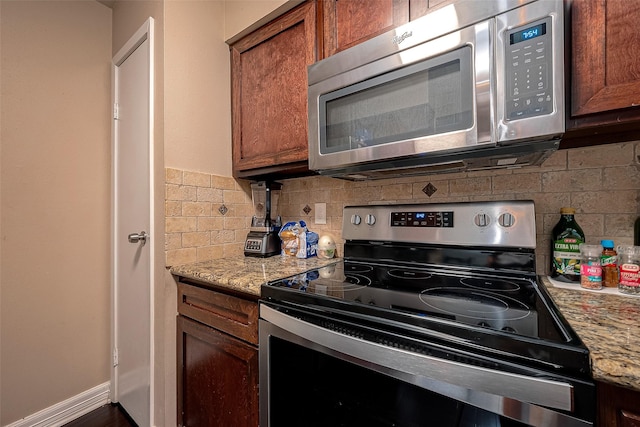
261 259 591 376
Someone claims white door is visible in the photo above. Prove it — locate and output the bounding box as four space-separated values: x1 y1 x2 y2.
112 18 155 427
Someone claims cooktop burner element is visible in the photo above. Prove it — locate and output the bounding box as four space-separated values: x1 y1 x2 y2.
418 287 532 321
343 264 373 274
459 277 521 292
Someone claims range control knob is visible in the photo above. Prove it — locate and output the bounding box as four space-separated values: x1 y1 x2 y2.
474 213 491 227
351 214 362 225
365 214 376 226
498 212 516 227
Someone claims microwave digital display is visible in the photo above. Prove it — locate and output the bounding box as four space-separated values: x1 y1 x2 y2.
510 23 546 45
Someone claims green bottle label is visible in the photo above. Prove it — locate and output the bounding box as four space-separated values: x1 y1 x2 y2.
552 238 583 275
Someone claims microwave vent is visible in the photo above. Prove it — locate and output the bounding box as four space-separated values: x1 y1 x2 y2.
319 139 560 181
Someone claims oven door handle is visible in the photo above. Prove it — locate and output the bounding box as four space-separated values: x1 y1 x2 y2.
261 304 575 413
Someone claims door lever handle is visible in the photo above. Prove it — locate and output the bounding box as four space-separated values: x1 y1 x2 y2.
128 231 148 245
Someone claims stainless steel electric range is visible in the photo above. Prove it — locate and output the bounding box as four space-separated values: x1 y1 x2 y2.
259 201 594 427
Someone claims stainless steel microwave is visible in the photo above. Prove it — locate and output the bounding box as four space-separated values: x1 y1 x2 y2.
308 0 565 180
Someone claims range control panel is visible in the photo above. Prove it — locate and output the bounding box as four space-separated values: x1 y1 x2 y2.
391 211 454 228
343 201 537 249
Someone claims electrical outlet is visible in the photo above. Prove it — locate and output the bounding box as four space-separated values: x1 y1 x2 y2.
315 203 327 224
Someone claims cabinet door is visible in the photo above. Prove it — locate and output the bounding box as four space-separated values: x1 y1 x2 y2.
230 1 316 178
597 381 640 427
322 0 409 57
177 315 259 427
409 0 450 21
570 0 640 129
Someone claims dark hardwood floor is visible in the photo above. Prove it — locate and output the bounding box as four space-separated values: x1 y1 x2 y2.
62 404 137 427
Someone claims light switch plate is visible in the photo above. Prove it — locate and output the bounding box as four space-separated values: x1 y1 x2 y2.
315 203 327 224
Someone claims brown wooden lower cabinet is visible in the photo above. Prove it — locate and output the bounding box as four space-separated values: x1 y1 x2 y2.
177 280 259 427
598 381 640 427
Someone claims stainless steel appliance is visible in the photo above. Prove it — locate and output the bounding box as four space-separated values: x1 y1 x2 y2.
244 181 282 257
259 201 595 426
308 0 566 179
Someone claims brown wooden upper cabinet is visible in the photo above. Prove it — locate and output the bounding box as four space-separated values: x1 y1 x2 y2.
230 1 317 179
569 0 640 136
408 0 450 21
320 0 451 58
321 0 409 57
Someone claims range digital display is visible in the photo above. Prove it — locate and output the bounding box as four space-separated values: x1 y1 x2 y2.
510 22 546 45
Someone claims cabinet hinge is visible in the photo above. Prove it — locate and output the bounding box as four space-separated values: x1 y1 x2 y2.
113 103 119 120
113 347 119 367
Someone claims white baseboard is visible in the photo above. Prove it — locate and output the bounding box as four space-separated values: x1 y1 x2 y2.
5 382 111 427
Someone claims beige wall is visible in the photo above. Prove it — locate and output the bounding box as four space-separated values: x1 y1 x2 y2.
164 1 231 176
224 0 289 40
0 1 112 424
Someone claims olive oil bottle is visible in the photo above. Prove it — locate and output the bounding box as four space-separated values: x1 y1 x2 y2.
550 207 585 282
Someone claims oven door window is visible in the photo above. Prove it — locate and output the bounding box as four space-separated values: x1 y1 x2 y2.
319 46 474 155
268 336 529 427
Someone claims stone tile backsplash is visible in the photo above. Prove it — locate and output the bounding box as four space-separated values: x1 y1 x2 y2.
166 141 640 275
165 168 253 266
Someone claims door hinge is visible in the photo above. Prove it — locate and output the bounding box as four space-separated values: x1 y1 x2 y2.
113 103 119 120
113 347 119 367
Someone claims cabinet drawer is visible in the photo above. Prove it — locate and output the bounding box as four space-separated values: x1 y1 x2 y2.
177 282 258 345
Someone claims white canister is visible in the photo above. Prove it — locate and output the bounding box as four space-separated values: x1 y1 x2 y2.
317 234 336 259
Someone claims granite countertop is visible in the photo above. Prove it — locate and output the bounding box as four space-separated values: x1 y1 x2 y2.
170 255 340 297
171 258 640 392
542 276 640 391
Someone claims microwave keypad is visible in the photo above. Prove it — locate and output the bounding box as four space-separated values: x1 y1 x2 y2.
505 17 553 120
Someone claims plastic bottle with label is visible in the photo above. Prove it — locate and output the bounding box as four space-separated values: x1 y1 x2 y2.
550 208 585 282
